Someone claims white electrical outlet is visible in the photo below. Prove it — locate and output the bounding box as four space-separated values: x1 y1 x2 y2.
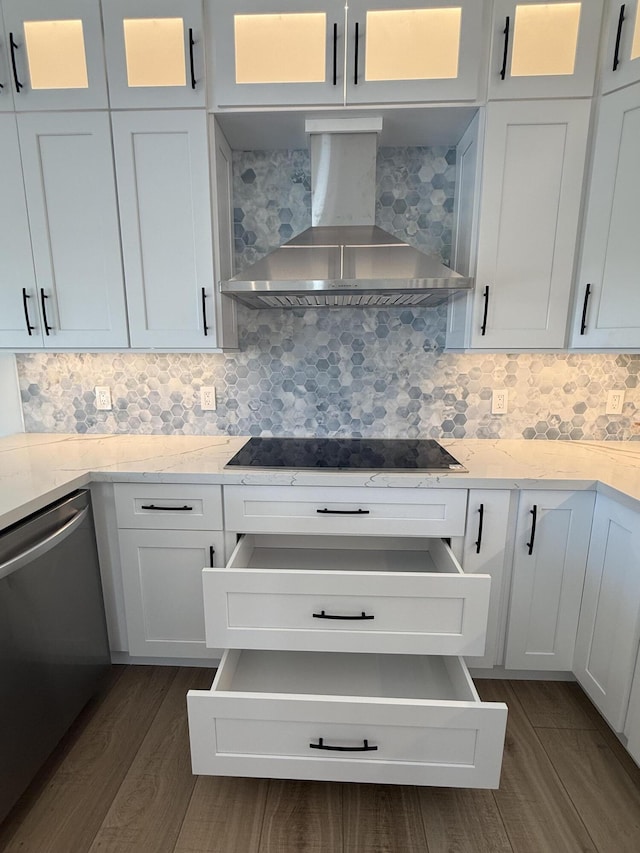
200 386 216 411
606 390 625 415
95 386 112 411
491 389 508 415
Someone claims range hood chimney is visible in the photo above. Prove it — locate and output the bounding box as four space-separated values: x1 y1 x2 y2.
221 118 472 309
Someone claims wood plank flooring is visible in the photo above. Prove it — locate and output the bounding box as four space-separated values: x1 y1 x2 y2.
1 667 640 853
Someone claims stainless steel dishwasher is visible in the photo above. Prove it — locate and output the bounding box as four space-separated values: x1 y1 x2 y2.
0 489 110 822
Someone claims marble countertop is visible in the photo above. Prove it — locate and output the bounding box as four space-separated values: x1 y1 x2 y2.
1 433 640 529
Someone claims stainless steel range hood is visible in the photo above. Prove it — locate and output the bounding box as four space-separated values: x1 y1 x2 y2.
221 120 472 309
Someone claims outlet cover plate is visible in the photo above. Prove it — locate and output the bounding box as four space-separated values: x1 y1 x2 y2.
606 390 625 415
492 389 508 415
95 386 112 411
201 386 216 411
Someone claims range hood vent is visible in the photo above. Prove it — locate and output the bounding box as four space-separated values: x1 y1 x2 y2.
221 121 472 308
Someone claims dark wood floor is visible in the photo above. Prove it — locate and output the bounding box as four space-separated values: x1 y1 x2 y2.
1 666 640 853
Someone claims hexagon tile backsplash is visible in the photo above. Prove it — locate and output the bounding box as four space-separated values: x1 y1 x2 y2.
15 147 639 440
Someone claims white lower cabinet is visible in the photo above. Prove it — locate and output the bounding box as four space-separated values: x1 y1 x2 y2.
119 529 226 658
626 650 640 767
188 483 508 789
505 490 595 671
574 495 640 732
203 533 490 656
187 649 508 788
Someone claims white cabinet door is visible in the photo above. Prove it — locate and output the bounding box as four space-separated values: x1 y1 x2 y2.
111 110 218 350
471 99 590 349
488 0 603 100
102 0 205 109
505 490 595 671
208 0 343 109
571 83 640 348
602 0 640 93
17 112 129 349
0 113 40 349
0 0 107 109
460 490 513 669
626 649 640 767
346 0 486 104
574 495 640 732
119 528 225 658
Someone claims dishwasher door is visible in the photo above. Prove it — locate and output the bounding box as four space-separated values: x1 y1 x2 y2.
0 489 110 822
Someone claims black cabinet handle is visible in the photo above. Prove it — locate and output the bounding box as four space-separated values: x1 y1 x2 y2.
22 288 35 335
140 504 194 511
332 22 338 85
480 285 489 335
526 505 538 555
613 5 626 71
316 507 370 515
475 503 485 554
312 610 374 621
500 16 510 80
209 545 215 568
9 33 23 92
189 27 197 89
202 287 209 336
40 289 52 335
354 22 359 85
580 283 591 335
310 738 377 752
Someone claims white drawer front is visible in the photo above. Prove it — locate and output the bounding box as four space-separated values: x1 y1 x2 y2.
204 535 490 655
187 650 507 788
115 483 223 530
223 486 467 537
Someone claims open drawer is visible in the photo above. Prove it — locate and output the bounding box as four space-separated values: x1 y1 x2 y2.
203 534 490 656
187 649 507 788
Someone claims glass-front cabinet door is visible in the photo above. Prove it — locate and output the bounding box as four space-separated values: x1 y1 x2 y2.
0 0 107 109
346 0 485 103
602 1 640 93
488 0 604 99
102 0 205 108
210 0 343 108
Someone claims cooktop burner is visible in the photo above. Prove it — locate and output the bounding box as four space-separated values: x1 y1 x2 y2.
226 438 467 472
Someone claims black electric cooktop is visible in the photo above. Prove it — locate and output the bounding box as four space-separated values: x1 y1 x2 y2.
226 438 467 472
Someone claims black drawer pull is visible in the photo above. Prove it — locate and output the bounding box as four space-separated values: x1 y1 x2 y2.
316 508 370 515
22 288 35 335
526 505 538 555
332 22 338 85
613 4 626 72
40 289 52 335
188 27 197 89
480 285 489 335
312 610 374 621
475 503 485 554
310 738 377 752
580 283 591 335
140 504 194 511
9 33 23 92
500 15 510 80
209 545 215 568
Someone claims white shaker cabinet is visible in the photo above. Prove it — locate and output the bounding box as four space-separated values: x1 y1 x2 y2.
1 111 128 350
626 647 640 767
571 82 640 348
602 0 640 93
574 495 640 732
488 0 603 100
456 490 514 670
0 114 38 349
0 0 108 110
102 0 206 109
471 99 591 349
207 0 485 109
111 110 219 350
505 490 595 671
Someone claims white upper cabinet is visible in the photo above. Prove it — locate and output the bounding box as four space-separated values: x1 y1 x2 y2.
0 0 108 110
345 0 486 104
571 82 640 348
471 99 590 349
208 0 486 108
102 0 206 109
111 110 218 350
602 0 640 93
488 0 604 99
16 112 129 349
0 114 39 349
